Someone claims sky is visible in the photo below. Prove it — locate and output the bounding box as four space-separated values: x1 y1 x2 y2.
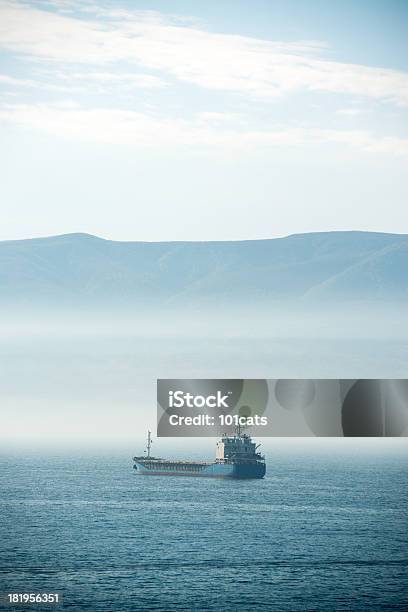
0 0 407 241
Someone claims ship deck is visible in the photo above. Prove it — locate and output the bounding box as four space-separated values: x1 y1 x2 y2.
133 457 212 465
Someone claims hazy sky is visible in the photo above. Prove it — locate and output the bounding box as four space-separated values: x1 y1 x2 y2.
1 0 407 241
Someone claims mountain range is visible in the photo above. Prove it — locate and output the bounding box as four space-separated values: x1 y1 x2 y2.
0 231 406 307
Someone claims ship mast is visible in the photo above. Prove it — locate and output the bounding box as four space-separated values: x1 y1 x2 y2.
146 430 152 458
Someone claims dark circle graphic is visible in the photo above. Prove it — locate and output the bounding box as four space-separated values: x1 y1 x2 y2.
275 379 316 410
238 405 252 418
342 380 408 436
342 380 381 436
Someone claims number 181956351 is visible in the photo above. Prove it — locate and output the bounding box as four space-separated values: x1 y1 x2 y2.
3 593 61 606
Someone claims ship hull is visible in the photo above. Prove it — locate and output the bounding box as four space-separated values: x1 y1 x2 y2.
133 461 265 479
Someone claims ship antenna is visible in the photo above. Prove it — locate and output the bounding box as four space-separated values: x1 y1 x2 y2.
235 420 249 437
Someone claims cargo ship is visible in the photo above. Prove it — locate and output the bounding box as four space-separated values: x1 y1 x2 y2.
133 430 266 479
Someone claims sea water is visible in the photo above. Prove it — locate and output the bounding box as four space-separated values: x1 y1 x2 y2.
0 447 407 611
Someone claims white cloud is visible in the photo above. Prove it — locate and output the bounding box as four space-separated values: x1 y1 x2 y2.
58 71 167 88
336 108 367 116
1 102 407 158
0 71 83 92
0 1 407 105
0 73 37 87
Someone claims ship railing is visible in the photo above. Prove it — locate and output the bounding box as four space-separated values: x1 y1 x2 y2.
216 458 264 464
134 458 211 465
224 451 264 459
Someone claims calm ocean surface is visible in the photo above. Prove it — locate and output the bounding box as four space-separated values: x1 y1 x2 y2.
0 448 407 611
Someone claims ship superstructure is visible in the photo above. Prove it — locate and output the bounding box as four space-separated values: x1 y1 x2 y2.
133 431 266 479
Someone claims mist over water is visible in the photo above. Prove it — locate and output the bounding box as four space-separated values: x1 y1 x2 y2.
1 304 407 450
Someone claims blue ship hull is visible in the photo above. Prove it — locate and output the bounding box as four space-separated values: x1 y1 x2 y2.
133 460 265 479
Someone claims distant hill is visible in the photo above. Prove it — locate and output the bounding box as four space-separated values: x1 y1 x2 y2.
0 231 407 307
